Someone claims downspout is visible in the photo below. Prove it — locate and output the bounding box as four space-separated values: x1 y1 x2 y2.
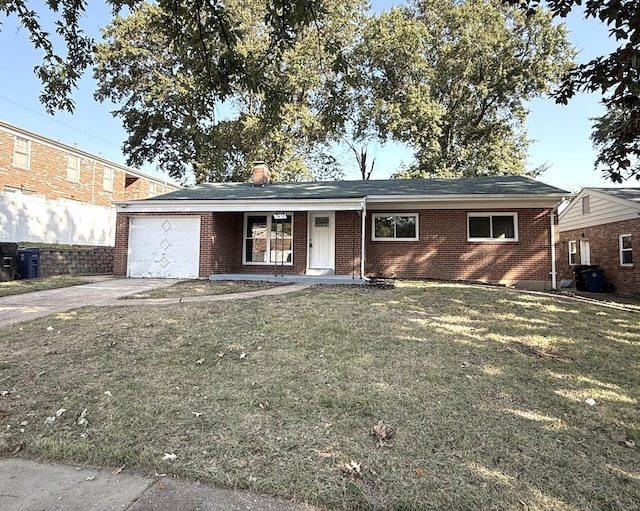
360 198 367 280
550 204 560 290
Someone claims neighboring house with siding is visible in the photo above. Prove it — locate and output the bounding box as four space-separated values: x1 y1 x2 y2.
113 163 568 290
0 120 179 206
558 188 639 295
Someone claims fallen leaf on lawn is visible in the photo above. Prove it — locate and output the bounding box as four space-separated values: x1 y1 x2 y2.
11 444 21 454
346 481 362 496
85 476 95 481
624 440 636 449
195 358 205 365
157 481 165 490
44 416 56 426
55 408 66 417
46 326 54 331
192 412 203 417
340 460 362 477
162 453 177 461
0 390 9 397
240 352 247 359
112 465 125 475
75 408 88 426
104 391 113 397
313 446 337 459
0 409 9 417
416 468 425 477
371 419 394 447
585 398 596 406
20 421 28 427
217 352 225 358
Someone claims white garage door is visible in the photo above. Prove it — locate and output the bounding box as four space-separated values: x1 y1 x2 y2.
128 217 201 278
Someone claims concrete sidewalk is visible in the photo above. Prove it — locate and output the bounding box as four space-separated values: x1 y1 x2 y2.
0 458 318 511
0 278 310 328
0 277 178 328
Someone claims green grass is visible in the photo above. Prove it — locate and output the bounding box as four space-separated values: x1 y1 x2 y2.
0 281 638 510
0 275 89 297
123 279 283 299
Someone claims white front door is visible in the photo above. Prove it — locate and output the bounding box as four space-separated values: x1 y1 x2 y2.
580 239 591 265
308 212 335 273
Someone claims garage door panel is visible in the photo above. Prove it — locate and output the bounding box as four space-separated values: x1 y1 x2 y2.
128 217 200 278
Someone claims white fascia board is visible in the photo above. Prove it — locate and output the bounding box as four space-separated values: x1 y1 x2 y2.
115 198 364 213
365 194 567 209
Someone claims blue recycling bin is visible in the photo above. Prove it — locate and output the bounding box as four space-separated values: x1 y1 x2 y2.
580 267 604 293
18 247 41 279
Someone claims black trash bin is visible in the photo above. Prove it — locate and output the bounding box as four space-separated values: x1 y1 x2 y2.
580 266 604 293
571 264 595 291
0 242 19 282
18 247 41 279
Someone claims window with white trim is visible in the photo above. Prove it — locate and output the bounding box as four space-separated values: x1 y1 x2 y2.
620 234 633 266
568 240 577 265
13 136 30 169
244 213 293 264
582 196 590 214
372 214 418 240
103 167 114 191
67 154 80 182
468 213 518 241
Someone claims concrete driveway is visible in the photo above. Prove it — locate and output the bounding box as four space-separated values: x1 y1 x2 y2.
0 277 179 328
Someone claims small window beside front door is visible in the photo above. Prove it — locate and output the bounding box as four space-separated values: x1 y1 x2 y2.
315 216 330 228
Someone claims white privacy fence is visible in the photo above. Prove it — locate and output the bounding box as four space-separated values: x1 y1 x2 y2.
0 192 116 246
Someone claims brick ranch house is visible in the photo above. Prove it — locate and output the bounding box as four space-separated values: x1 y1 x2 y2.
559 187 639 295
113 164 568 289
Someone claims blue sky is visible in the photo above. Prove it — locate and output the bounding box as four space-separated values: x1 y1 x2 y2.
0 1 624 191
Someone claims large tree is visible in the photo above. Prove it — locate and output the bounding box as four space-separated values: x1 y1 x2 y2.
92 1 363 183
353 0 574 178
505 0 640 182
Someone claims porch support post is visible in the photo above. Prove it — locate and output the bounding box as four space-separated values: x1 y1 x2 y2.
360 198 367 279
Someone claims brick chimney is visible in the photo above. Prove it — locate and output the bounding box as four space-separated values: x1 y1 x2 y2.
252 161 271 186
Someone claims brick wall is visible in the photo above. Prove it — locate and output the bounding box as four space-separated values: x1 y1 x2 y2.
114 208 555 287
0 128 174 207
336 211 362 277
559 218 640 296
39 248 114 277
365 208 553 287
113 213 130 276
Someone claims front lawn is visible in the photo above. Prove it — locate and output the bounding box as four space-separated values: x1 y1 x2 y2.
123 279 283 299
0 282 638 510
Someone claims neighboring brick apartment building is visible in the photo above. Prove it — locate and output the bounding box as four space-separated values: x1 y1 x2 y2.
559 187 639 296
0 120 179 206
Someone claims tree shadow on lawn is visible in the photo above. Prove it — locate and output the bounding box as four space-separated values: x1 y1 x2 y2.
385 282 640 510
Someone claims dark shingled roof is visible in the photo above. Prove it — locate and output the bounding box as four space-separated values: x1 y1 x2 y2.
589 187 640 205
150 175 568 202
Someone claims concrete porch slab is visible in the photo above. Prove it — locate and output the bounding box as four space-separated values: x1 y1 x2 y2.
208 273 367 285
